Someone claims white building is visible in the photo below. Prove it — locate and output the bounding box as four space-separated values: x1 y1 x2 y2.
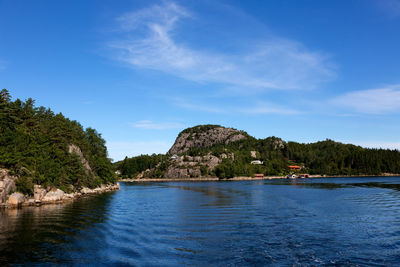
251 160 263 165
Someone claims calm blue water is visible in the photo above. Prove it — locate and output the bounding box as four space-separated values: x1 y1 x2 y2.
2 177 400 266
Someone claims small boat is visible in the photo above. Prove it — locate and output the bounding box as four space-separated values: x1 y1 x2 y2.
286 174 297 179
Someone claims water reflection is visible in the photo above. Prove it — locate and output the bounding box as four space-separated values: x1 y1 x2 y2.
0 193 114 265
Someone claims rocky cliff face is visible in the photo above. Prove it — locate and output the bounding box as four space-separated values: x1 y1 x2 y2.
0 169 17 204
168 125 247 155
68 144 92 174
162 153 234 178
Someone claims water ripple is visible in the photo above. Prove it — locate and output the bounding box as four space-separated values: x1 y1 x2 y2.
2 178 400 265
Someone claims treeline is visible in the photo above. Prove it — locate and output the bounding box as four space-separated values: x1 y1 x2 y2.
287 140 400 176
114 154 168 178
206 137 400 178
0 89 116 194
116 134 400 179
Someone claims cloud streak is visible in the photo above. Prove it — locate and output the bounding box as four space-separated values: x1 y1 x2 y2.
341 140 400 151
332 84 400 114
240 102 301 115
109 2 335 92
172 97 301 115
131 120 185 130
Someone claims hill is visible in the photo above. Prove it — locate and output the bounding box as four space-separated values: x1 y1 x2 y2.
116 125 400 179
168 125 249 155
0 89 117 206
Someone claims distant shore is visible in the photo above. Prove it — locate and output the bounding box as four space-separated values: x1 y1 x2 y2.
120 173 400 183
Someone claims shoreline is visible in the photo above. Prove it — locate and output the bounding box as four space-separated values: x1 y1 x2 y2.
120 173 400 183
1 183 120 210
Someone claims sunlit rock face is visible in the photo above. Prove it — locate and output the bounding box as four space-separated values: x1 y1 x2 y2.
0 168 17 204
168 125 247 155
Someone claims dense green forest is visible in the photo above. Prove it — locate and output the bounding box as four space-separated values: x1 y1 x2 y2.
0 89 116 194
210 137 400 178
116 125 400 179
114 154 169 178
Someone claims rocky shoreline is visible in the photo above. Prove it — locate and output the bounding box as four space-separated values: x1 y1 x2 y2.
1 168 120 209
1 183 120 209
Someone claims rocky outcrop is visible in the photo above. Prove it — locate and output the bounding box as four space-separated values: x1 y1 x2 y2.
270 139 285 149
7 192 25 206
1 183 120 209
80 184 119 194
42 188 64 203
0 168 17 204
168 126 247 155
68 144 92 173
163 153 234 178
34 185 46 201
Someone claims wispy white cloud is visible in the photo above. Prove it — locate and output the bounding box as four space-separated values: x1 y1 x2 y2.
172 98 226 113
131 120 185 130
332 84 400 114
239 102 301 115
109 2 335 92
172 97 301 115
107 140 172 161
340 140 400 151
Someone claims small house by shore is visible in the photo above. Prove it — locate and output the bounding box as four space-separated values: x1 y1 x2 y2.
289 165 301 171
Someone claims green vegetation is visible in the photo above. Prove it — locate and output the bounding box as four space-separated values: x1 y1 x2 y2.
114 154 169 178
192 136 400 178
179 124 221 135
116 126 400 179
0 89 116 194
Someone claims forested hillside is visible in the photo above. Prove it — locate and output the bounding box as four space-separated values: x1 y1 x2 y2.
0 89 116 194
116 125 400 179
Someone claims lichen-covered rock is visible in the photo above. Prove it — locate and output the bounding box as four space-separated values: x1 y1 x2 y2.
0 168 17 204
68 144 92 173
165 167 188 178
62 193 75 199
34 185 47 201
168 126 247 155
7 192 25 206
163 152 233 178
81 187 95 194
42 188 64 202
81 184 120 194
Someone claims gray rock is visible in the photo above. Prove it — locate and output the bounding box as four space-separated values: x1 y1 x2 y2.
168 126 247 155
42 188 64 202
0 168 17 204
81 187 95 194
7 192 25 206
34 185 47 201
68 144 92 173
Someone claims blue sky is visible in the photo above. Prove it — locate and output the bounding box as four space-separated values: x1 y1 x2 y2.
1 0 400 161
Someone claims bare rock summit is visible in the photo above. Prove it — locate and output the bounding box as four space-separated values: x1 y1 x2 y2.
168 125 248 155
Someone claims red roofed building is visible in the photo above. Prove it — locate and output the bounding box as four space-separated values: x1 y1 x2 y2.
289 165 301 171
